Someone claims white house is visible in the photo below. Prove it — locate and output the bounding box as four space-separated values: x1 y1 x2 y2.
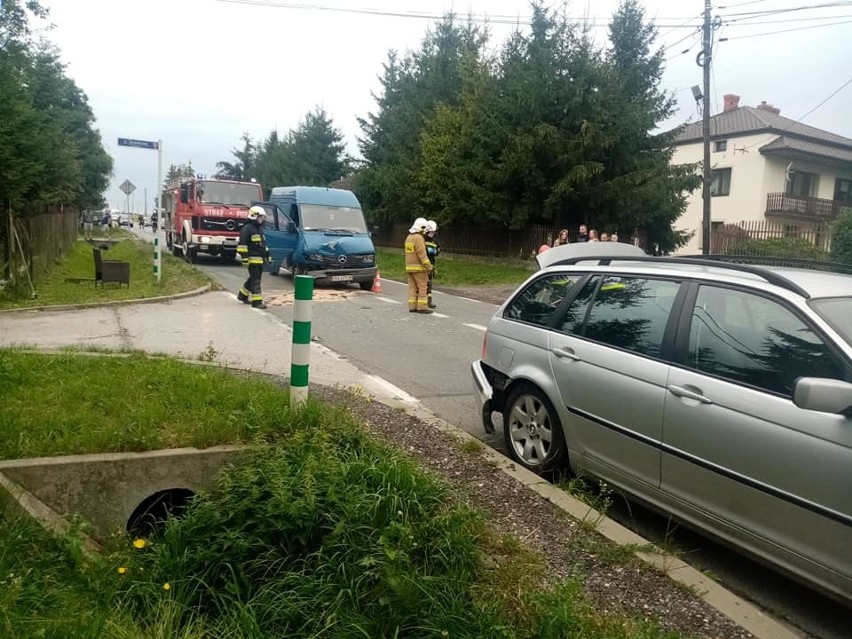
672 94 852 254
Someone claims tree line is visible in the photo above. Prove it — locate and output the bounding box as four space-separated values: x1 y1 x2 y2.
216 1 699 251
0 1 112 217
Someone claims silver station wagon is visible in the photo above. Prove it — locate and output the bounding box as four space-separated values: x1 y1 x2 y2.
471 243 852 603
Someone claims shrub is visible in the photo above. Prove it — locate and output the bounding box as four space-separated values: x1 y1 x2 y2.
726 236 830 261
830 211 852 265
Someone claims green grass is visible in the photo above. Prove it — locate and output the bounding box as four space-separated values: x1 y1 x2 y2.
0 351 297 459
1 422 687 639
376 247 532 287
0 235 213 309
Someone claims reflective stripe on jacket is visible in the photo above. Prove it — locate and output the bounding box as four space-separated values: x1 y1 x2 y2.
405 233 432 272
237 220 268 265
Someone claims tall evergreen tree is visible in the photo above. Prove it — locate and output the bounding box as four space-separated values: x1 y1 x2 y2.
596 0 699 250
215 133 256 181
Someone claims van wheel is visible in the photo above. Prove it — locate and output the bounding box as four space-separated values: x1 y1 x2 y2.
359 280 374 291
503 384 566 475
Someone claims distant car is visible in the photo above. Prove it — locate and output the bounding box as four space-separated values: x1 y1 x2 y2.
118 214 133 228
471 243 852 604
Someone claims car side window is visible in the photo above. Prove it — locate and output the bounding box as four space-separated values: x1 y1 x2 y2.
579 276 680 358
559 276 599 335
504 274 581 327
688 286 845 396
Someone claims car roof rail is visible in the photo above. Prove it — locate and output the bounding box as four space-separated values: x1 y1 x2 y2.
549 254 810 299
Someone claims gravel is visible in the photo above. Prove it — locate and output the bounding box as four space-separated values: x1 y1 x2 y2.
312 384 754 639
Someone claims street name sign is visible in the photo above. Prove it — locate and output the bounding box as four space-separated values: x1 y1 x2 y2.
118 137 159 150
119 179 136 195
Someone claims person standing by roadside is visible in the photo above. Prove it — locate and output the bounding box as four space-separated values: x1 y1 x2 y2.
576 224 589 242
236 206 271 309
404 217 433 314
425 220 441 309
82 210 95 240
100 209 112 240
552 228 570 247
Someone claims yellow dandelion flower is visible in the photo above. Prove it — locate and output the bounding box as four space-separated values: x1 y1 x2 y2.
117 566 127 575
132 538 147 549
162 582 171 591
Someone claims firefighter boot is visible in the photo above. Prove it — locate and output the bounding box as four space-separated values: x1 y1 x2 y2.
237 288 250 304
252 300 269 310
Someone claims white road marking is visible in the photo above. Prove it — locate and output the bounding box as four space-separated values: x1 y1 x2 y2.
432 312 450 319
375 296 402 304
458 296 482 304
366 374 419 404
463 323 488 332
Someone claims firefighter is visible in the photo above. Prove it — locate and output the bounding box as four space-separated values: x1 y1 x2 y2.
237 206 271 309
404 217 433 314
424 220 440 309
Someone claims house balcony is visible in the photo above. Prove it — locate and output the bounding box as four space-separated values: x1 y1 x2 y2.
765 193 851 220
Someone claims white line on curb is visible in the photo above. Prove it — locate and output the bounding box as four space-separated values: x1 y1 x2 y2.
365 374 419 404
375 296 402 304
463 323 487 331
458 296 483 304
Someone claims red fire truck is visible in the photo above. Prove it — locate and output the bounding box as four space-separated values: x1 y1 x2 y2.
161 177 264 263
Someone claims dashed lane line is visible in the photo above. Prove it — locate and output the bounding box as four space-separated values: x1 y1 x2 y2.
463 323 488 332
432 312 450 319
375 296 402 304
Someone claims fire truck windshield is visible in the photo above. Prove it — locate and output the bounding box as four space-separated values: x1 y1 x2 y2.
199 181 262 207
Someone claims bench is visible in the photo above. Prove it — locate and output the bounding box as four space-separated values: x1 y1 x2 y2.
93 248 130 287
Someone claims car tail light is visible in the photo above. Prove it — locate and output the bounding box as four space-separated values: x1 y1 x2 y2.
481 330 488 360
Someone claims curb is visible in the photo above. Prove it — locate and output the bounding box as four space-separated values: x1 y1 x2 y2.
395 402 802 639
0 284 213 314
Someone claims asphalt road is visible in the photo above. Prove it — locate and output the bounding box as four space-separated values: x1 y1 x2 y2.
146 237 850 638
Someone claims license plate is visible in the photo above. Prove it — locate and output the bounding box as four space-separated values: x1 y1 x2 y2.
330 275 353 282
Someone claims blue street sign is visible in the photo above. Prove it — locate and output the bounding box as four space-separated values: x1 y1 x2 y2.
117 137 159 150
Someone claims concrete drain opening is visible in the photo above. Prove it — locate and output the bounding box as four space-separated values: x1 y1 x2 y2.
127 488 195 537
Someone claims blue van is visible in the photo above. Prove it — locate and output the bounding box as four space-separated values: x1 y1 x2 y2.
254 186 377 290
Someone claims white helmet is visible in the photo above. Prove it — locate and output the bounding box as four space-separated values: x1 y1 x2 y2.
248 205 266 222
426 220 438 233
409 217 429 234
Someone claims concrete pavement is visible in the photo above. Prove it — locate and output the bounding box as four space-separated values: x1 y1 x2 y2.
0 290 420 409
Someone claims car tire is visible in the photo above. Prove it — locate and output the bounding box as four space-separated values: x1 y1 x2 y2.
503 384 566 475
359 279 374 291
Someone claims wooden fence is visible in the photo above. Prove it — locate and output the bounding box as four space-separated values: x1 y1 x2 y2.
1 207 79 292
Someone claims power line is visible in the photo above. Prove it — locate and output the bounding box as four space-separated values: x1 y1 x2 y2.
212 0 702 27
718 0 771 7
722 17 852 39
723 12 852 25
799 75 852 120
720 1 852 18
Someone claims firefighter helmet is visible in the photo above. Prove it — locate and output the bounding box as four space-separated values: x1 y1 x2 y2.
248 206 266 222
426 220 438 233
409 217 429 233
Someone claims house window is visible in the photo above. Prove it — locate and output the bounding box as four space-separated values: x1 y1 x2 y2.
714 140 727 152
787 170 818 197
710 168 732 197
835 178 852 204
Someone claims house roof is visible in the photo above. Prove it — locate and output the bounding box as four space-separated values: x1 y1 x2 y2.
675 106 852 153
759 136 852 165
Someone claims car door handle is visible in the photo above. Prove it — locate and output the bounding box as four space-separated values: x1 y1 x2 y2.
668 385 713 404
551 347 580 361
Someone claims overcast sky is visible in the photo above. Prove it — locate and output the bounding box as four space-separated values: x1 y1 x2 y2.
40 0 852 211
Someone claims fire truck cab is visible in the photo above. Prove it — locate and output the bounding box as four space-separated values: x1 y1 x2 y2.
161 177 264 263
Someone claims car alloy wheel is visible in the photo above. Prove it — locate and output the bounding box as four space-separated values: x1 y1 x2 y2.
503 385 565 474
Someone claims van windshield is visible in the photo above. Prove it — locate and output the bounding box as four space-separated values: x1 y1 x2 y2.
810 297 852 345
301 204 368 233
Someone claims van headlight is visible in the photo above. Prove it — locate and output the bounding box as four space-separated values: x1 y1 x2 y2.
306 253 322 261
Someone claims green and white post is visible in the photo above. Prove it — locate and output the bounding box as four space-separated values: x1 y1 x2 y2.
290 274 314 407
152 235 162 283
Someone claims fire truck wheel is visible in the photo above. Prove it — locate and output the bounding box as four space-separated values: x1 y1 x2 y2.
185 247 198 264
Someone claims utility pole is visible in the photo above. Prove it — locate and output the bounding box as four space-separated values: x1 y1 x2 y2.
701 0 712 255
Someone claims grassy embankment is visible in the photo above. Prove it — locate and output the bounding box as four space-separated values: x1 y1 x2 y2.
0 233 212 309
375 247 532 287
0 351 684 639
